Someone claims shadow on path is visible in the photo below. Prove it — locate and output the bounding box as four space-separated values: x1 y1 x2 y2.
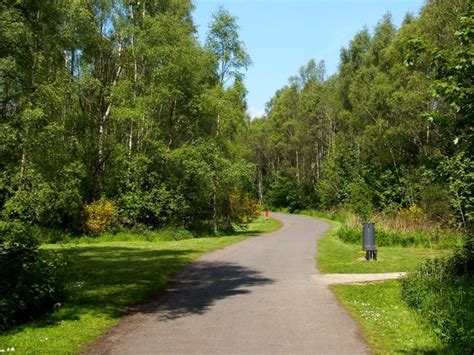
130 260 274 321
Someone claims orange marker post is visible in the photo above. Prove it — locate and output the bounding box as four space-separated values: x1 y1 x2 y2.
264 210 270 219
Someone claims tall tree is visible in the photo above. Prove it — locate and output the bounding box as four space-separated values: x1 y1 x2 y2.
205 6 251 84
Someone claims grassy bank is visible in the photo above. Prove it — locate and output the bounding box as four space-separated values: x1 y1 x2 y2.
0 216 280 354
332 281 444 354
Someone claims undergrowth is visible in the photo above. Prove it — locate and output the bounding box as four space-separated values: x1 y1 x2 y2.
401 239 474 353
337 226 460 248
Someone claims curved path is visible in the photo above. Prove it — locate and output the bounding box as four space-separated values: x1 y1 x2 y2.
89 213 370 354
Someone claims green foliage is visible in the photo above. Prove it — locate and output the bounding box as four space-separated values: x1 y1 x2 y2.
440 152 474 232
267 175 307 212
0 0 256 236
429 5 473 153
206 6 252 83
401 242 474 351
317 134 358 209
0 222 65 329
2 164 84 229
420 183 455 224
347 181 374 220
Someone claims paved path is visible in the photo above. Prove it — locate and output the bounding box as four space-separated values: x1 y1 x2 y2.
89 213 370 354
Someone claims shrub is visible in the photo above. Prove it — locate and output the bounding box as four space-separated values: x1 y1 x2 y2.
1 165 84 230
420 184 455 226
229 193 261 224
118 187 188 228
347 181 374 221
84 199 117 236
0 221 66 329
401 242 474 352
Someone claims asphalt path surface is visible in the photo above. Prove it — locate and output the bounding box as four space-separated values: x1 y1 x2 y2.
89 213 370 354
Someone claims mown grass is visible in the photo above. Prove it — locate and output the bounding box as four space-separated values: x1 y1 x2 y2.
332 281 445 354
317 228 450 273
301 210 450 274
0 216 281 354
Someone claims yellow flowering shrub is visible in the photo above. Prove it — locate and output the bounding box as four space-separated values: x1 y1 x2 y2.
399 203 425 222
229 193 261 224
84 199 117 236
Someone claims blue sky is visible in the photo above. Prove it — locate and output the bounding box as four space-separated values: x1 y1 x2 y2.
193 0 425 117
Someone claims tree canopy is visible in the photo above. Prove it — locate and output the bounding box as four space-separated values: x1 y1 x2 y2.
1 1 255 233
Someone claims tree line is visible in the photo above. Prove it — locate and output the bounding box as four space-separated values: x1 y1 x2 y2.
1 0 256 234
248 0 473 233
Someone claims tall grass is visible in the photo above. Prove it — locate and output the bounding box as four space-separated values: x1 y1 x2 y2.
338 208 462 248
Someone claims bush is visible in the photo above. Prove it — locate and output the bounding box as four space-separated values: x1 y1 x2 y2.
118 187 188 228
1 165 84 230
84 199 117 236
0 221 66 329
347 181 374 220
420 184 455 226
401 242 474 352
229 193 261 224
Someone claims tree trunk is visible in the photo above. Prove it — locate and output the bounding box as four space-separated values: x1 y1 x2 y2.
296 149 300 183
258 163 263 205
213 184 218 234
216 113 221 137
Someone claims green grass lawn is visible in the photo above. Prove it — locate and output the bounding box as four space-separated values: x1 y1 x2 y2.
0 216 281 354
317 227 450 274
332 281 445 354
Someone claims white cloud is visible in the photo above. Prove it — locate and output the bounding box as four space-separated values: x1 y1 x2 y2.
247 107 266 118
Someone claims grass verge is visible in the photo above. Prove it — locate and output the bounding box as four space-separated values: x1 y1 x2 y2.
0 216 281 354
317 229 449 273
332 281 445 354
302 210 450 274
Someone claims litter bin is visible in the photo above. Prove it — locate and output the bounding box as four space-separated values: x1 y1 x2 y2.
362 222 377 260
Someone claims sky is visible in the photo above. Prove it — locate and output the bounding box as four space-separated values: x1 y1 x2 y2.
193 0 425 118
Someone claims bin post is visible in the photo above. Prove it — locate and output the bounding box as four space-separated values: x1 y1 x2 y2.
362 222 377 260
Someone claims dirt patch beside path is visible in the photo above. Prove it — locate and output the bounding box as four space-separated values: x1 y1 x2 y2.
318 272 407 285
